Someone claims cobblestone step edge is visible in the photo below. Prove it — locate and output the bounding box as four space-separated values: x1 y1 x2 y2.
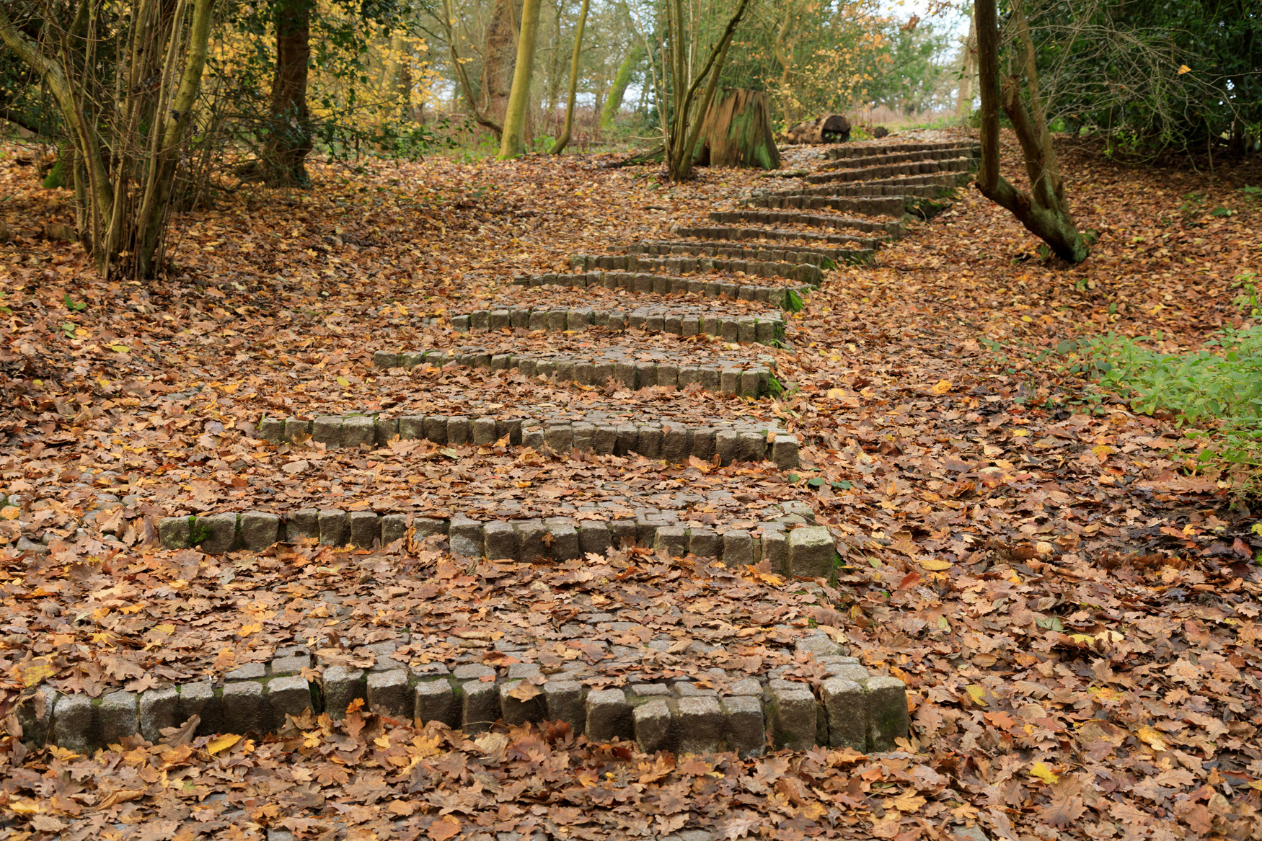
758 174 966 199
823 145 981 172
257 412 801 469
574 253 823 286
746 195 908 217
15 655 909 759
709 210 902 238
519 270 802 308
806 156 979 186
373 347 782 399
154 511 835 578
824 140 980 160
619 240 873 267
447 303 785 343
672 225 879 250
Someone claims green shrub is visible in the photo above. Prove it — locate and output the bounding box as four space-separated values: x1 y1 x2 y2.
1062 275 1260 502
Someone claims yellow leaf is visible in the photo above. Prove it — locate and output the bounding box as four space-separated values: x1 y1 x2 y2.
207 733 241 755
1 505 19 520
8 799 43 816
110 345 130 353
1178 64 1191 74
237 622 263 637
1013 428 1027 437
1137 726 1167 751
20 657 56 687
931 379 952 394
920 559 951 571
1030 762 1060 784
1007 570 1022 584
827 388 846 398
965 684 990 706
1092 444 1114 459
336 377 350 387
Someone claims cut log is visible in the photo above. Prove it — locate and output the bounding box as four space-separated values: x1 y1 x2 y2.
781 115 852 144
694 89 781 170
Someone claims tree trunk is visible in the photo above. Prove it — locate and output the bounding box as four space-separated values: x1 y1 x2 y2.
601 40 643 128
499 0 543 159
780 115 850 144
694 88 780 169
974 0 1087 263
955 6 976 119
260 0 314 188
482 0 520 127
442 0 504 137
550 0 589 154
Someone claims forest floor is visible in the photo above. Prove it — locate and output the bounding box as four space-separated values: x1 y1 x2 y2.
0 129 1262 840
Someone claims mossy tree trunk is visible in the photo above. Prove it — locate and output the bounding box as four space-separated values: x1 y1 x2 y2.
550 0 589 154
499 0 542 159
260 0 314 188
695 88 780 169
601 40 643 128
975 0 1088 263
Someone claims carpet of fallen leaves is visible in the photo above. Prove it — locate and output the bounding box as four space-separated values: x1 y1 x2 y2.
0 131 1261 839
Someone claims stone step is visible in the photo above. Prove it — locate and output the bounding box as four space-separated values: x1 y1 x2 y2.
756 178 960 201
573 252 823 286
156 508 834 574
374 341 779 397
709 209 901 237
822 144 980 173
256 411 801 469
17 647 909 757
520 269 800 308
806 156 978 186
617 239 872 266
825 139 980 160
447 301 785 342
746 194 908 217
673 225 880 251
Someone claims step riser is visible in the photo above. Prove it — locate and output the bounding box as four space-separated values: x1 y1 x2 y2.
807 157 977 185
823 146 980 172
257 414 800 469
757 182 955 202
575 254 823 286
825 140 980 160
17 665 908 758
157 512 832 574
748 195 906 217
673 226 879 250
527 269 798 307
622 240 871 266
710 210 901 238
449 305 784 342
375 348 779 399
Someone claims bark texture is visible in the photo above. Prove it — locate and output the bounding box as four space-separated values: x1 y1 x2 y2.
695 88 781 169
260 0 314 187
781 115 851 144
498 0 542 159
550 0 590 155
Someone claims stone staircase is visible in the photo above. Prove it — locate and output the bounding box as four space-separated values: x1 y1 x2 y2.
18 138 977 761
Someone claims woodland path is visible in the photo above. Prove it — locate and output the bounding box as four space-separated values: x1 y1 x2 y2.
0 130 1260 840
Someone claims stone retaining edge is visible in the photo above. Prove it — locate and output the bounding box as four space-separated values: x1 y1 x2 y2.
672 225 879 250
709 209 902 238
516 270 802 308
822 145 980 172
573 253 824 287
621 240 872 267
155 511 834 576
806 156 979 186
372 347 782 399
257 412 801 469
447 303 785 344
824 140 981 160
15 655 909 759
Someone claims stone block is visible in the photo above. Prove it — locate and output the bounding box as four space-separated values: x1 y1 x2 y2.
424 415 448 445
654 526 687 558
483 521 517 561
585 689 632 743
688 528 720 559
415 679 460 727
158 516 191 549
235 511 279 551
449 517 482 557
615 424 638 455
591 426 617 456
714 430 740 463
461 679 500 734
633 699 673 754
446 416 470 446
772 434 800 470
610 518 637 548
222 681 265 735
579 520 611 556
283 417 312 442
227 662 268 681
762 529 788 573
317 510 348 546
473 417 497 446
674 697 723 754
543 680 585 735
343 416 376 447
135 687 178 743
796 631 846 658
515 521 549 563
258 417 285 443
571 422 595 451
374 417 399 446
638 426 663 459
195 513 237 554
766 687 817 751
722 530 754 567
863 677 909 752
51 693 95 754
454 664 497 681
739 430 766 461
690 427 715 461
267 676 314 730
500 681 545 726
547 522 580 561
381 514 407 545
367 669 412 719
789 527 835 580
724 695 766 756
178 682 223 737
311 416 344 447
661 428 689 464
545 424 573 454
285 509 319 542
323 666 365 716
821 678 867 751
16 685 57 748
399 414 425 441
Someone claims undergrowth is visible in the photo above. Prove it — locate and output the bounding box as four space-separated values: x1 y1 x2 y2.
1060 272 1261 505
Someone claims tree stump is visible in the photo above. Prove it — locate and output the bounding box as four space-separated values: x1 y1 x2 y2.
694 89 781 170
781 115 851 144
